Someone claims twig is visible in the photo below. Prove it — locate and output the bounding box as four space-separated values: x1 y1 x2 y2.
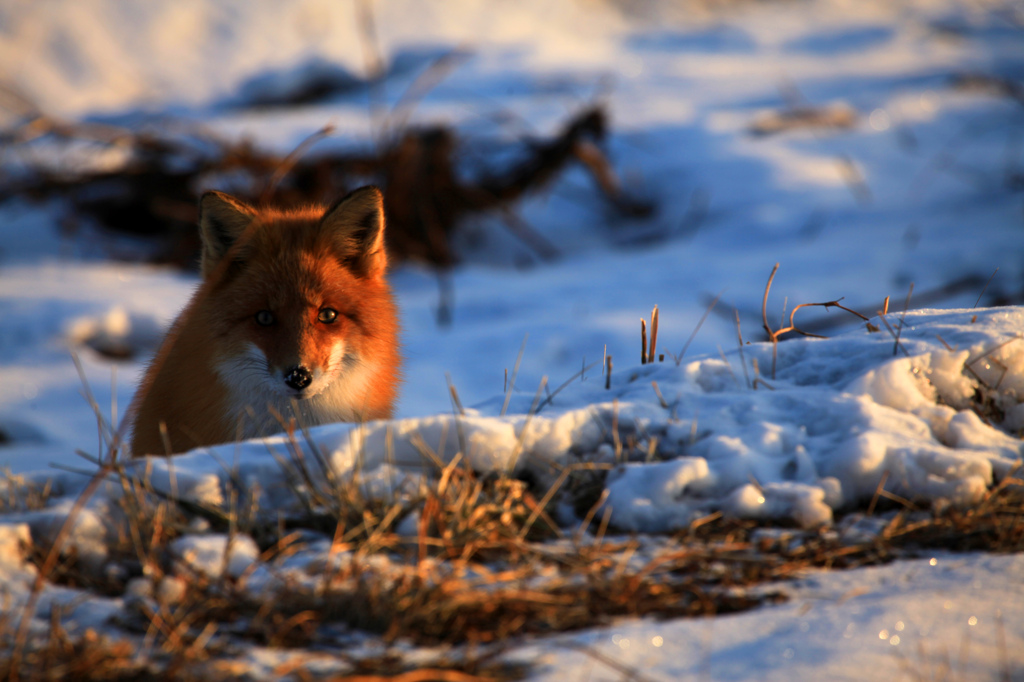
836 154 872 204
759 263 870 377
499 209 561 262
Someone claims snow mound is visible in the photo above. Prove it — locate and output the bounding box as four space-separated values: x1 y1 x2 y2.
20 307 1024 540
169 534 260 579
67 305 166 360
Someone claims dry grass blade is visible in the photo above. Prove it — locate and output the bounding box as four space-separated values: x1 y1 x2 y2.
735 308 752 389
641 318 648 365
951 73 1024 107
501 334 528 417
867 470 891 517
505 377 548 473
974 267 999 308
447 373 465 416
651 381 669 409
649 305 659 362
761 264 781 378
260 124 336 202
385 49 473 139
749 103 858 136
558 641 659 682
764 273 789 341
499 209 561 262
895 283 914 356
70 351 117 459
967 334 1023 369
518 466 572 540
535 360 600 414
674 290 723 366
875 313 911 358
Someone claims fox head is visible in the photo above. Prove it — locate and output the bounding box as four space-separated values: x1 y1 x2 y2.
195 186 400 423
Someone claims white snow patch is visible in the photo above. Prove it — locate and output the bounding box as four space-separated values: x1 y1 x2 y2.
169 533 260 579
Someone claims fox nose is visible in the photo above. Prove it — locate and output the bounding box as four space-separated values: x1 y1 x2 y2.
284 366 312 391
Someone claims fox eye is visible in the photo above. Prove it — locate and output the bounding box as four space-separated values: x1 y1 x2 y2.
255 310 275 326
318 308 338 324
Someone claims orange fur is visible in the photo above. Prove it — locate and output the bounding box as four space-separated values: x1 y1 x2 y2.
129 187 401 456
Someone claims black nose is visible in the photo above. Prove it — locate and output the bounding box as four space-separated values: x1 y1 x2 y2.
284 366 312 390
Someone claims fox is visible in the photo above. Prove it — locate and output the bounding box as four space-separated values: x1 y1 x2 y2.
128 186 401 456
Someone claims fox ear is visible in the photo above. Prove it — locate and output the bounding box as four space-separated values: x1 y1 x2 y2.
321 186 387 278
198 191 257 279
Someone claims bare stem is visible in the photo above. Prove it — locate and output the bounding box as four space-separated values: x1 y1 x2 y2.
641 318 648 365
649 305 659 361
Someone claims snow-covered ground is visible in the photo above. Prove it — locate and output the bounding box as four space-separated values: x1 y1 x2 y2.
519 552 1024 682
2 0 1023 678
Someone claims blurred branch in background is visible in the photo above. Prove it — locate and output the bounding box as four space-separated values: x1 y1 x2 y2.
0 89 652 280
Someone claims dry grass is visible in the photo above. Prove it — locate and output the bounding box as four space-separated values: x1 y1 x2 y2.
3 454 1024 681
748 102 858 137
758 262 871 379
0 472 53 513
0 625 151 682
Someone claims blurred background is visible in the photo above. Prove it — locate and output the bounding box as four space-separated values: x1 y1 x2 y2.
1 0 1023 466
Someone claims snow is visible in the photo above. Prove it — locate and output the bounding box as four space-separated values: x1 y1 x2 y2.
518 553 1024 682
169 534 260 579
0 523 31 569
2 0 1023 678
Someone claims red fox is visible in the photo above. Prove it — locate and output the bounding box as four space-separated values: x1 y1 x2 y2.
128 186 401 456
